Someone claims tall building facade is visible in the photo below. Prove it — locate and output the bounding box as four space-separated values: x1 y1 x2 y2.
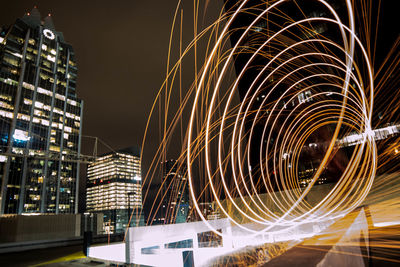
86 147 143 234
0 8 83 214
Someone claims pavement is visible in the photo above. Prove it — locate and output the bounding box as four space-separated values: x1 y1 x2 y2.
264 225 400 267
0 245 84 267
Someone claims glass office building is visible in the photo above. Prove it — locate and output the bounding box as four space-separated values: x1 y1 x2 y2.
0 8 83 214
86 147 143 233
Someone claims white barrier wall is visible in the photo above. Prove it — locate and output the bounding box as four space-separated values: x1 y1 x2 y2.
125 218 231 265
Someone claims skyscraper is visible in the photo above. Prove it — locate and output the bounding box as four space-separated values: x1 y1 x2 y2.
86 146 143 233
0 8 83 214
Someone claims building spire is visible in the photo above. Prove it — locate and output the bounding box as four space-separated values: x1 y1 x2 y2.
43 14 56 31
22 6 41 27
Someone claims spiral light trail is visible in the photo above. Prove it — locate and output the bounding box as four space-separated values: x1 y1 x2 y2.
185 0 376 238
132 1 400 253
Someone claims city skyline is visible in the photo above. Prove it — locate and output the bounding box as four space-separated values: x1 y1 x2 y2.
1 1 396 185
0 0 398 214
0 1 187 161
0 2 202 214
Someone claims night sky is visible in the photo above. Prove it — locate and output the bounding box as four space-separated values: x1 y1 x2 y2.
1 1 398 212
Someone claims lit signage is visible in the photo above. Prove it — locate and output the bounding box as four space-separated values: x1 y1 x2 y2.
13 129 30 142
43 29 55 40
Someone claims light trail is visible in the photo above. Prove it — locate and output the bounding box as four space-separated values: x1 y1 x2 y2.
182 0 375 239
135 1 400 264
